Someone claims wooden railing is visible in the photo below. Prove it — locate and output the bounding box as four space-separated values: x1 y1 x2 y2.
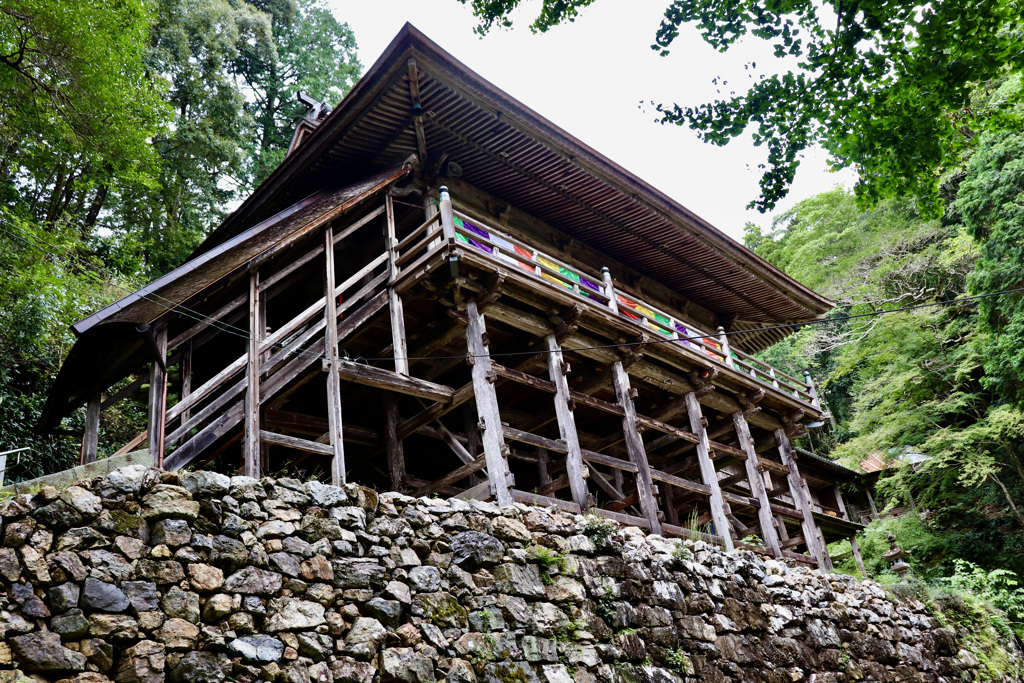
393 195 821 410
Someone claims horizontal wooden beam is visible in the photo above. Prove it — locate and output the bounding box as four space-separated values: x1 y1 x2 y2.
511 489 581 514
259 430 334 456
332 360 454 402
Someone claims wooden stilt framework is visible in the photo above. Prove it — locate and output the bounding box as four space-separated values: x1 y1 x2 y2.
685 391 733 550
323 226 346 485
77 176 854 568
81 394 101 465
147 328 168 468
545 335 590 512
733 410 782 557
244 270 261 478
775 428 827 567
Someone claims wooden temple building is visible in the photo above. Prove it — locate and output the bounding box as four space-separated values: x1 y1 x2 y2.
42 25 865 570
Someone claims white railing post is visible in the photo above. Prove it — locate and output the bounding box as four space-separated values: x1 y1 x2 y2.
804 370 822 409
602 267 619 314
439 186 456 242
717 326 734 368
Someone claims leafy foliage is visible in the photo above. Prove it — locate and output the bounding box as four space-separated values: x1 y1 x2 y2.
0 0 360 477
456 0 1024 213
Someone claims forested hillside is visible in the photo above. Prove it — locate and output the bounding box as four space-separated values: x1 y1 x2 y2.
0 0 359 475
746 76 1024 597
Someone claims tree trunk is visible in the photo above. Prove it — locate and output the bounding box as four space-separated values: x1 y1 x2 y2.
988 472 1024 529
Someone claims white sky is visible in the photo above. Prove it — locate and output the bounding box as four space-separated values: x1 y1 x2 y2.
328 0 857 242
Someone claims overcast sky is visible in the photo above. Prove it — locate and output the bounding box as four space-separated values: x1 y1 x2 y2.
329 0 857 242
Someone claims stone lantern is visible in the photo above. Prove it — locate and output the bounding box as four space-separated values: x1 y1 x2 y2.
881 532 911 582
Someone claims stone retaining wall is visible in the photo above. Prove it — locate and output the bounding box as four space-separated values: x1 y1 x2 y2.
0 466 1016 683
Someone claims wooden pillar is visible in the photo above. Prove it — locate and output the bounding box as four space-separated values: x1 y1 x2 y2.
850 534 867 575
866 489 879 519
732 411 782 557
82 394 101 465
465 301 513 506
685 392 733 550
663 484 680 526
775 428 828 568
545 335 590 511
180 341 192 422
611 361 661 533
536 447 551 488
385 194 409 376
385 398 405 491
244 270 261 479
463 406 482 486
834 485 850 520
147 328 168 468
323 227 346 485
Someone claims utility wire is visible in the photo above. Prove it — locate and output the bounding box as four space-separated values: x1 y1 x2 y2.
3 216 1022 368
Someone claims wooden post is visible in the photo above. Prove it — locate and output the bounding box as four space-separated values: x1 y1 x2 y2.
685 392 733 550
834 485 850 520
733 411 782 557
147 328 168 468
611 361 661 533
180 341 192 422
546 335 590 511
323 227 346 485
385 194 410 376
464 406 482 486
465 301 513 506
385 398 405 491
82 393 101 465
536 447 551 488
866 489 879 519
775 428 828 568
850 535 867 575
439 186 456 242
244 270 261 479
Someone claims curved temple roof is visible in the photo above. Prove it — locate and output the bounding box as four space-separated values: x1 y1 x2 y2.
202 24 833 349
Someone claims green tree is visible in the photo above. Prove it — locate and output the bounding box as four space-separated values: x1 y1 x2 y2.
458 0 1024 213
957 76 1024 407
0 0 165 232
234 0 361 188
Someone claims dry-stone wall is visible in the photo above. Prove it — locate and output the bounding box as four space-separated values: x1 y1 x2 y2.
0 466 1009 683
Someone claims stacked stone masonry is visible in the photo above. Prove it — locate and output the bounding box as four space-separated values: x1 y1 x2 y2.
0 466 1008 683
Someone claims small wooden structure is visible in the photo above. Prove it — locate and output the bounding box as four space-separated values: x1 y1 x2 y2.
43 25 863 567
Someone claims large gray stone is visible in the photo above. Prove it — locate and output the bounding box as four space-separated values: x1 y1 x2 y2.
364 597 402 625
228 635 284 663
141 484 199 521
151 519 192 547
113 639 165 683
409 566 442 592
223 566 283 595
81 577 130 613
331 657 376 683
380 648 436 683
160 586 200 623
104 465 156 494
47 582 80 613
50 608 90 640
264 597 327 632
10 631 87 674
121 581 160 613
307 481 348 508
450 531 504 570
344 617 387 660
493 564 546 598
180 471 230 498
168 651 230 683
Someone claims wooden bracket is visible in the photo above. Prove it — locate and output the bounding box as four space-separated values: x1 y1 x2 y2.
476 272 506 313
689 366 719 387
553 304 583 344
